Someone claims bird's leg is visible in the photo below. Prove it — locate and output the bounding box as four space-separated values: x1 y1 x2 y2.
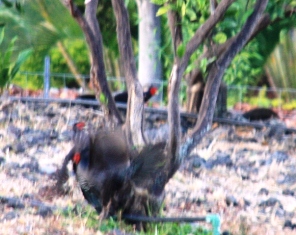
98 200 111 223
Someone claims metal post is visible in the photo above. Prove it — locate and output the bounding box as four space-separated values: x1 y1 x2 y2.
43 56 50 98
25 72 28 97
63 74 66 88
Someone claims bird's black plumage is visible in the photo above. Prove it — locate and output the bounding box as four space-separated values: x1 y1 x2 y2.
76 85 158 105
242 108 279 121
57 122 177 228
114 85 158 103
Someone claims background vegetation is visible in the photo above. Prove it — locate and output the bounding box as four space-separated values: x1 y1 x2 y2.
0 0 295 93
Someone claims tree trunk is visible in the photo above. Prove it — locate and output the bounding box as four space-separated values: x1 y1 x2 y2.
182 0 269 156
167 0 235 167
136 0 162 88
62 0 123 125
111 0 146 149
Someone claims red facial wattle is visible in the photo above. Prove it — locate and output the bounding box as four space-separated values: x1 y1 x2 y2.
150 87 158 96
73 152 81 164
75 122 85 131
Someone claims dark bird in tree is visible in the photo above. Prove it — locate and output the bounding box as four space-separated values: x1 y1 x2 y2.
242 108 279 121
57 122 176 228
114 85 158 103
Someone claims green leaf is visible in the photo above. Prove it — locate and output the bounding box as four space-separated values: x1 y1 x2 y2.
200 58 207 73
0 28 5 45
213 32 227 44
0 68 9 87
10 48 33 80
176 43 185 58
181 2 186 17
2 37 17 67
1 0 13 8
99 93 107 105
207 56 216 64
150 0 168 5
156 6 170 16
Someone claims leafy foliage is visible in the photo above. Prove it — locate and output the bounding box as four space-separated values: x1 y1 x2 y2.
0 27 32 92
265 29 296 98
1 0 296 92
150 0 296 88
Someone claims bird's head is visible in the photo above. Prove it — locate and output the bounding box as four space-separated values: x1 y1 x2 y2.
72 122 90 165
73 122 86 132
73 152 81 164
149 86 158 96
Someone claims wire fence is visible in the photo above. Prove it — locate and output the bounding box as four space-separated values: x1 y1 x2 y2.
10 71 296 111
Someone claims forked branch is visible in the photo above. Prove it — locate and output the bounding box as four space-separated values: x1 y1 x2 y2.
62 0 123 125
111 0 146 148
182 0 269 156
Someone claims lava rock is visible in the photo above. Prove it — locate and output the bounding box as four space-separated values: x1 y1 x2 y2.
12 141 26 153
23 131 49 146
7 125 22 139
258 188 269 195
35 206 53 217
0 196 25 209
277 173 296 185
222 231 232 235
2 211 19 221
2 145 13 153
269 151 289 163
282 189 295 196
205 153 233 169
225 195 239 207
191 155 206 168
259 197 281 208
0 157 5 165
284 220 296 230
243 198 251 207
22 172 38 183
49 130 59 140
21 159 39 172
266 123 286 140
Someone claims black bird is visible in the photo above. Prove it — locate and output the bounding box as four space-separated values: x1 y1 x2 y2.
57 122 174 226
56 122 129 213
76 85 158 105
76 94 98 100
242 108 279 121
114 85 158 103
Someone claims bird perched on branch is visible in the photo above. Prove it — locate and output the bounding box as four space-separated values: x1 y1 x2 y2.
57 122 175 227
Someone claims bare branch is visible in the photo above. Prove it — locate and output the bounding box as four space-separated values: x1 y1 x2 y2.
210 0 217 14
199 6 296 71
62 0 123 125
111 0 146 148
181 0 235 69
182 0 269 155
167 0 183 55
167 0 235 165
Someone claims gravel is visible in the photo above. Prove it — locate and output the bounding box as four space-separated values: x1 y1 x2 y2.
0 100 296 234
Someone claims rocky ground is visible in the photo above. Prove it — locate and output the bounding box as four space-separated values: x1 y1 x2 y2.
0 99 296 235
